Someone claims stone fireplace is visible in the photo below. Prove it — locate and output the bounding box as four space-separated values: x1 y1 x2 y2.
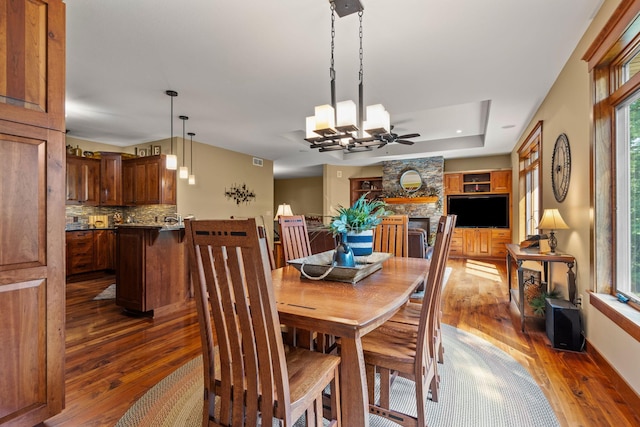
382 157 444 236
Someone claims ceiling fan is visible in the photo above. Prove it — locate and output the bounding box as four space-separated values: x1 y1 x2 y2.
374 126 420 148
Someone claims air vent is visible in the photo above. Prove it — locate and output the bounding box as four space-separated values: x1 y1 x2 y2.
253 157 263 167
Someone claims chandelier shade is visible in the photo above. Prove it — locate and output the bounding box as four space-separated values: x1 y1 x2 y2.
179 115 189 179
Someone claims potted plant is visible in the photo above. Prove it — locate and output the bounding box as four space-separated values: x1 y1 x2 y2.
329 194 392 256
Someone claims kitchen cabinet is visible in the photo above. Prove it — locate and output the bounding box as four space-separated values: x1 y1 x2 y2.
66 155 100 205
66 229 116 276
0 1 67 423
123 155 176 205
100 153 123 206
116 226 189 315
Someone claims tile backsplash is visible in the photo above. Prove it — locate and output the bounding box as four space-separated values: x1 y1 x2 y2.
65 204 177 229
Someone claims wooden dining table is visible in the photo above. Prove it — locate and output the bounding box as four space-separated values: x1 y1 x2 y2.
271 256 430 427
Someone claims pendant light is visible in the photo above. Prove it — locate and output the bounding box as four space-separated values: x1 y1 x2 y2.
179 115 189 179
188 132 196 185
165 90 178 170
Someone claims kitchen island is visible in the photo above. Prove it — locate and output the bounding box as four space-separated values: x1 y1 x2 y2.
115 224 190 316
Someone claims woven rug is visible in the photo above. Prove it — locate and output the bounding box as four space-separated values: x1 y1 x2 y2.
116 324 560 427
93 283 116 300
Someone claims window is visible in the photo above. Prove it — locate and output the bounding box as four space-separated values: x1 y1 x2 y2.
518 122 542 239
585 1 640 311
615 91 640 303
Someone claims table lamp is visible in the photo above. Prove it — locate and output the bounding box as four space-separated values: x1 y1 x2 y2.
274 203 293 220
537 209 569 254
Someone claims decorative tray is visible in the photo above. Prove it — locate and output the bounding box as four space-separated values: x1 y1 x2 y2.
287 251 392 284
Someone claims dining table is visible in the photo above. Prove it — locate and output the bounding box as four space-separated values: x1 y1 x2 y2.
271 256 430 427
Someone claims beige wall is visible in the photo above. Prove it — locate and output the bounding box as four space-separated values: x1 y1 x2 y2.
323 164 383 218
512 0 640 395
274 177 323 217
444 155 511 172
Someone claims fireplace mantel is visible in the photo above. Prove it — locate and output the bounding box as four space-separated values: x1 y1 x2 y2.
383 196 438 205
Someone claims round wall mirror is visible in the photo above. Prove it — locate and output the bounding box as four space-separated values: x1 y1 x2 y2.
400 170 422 192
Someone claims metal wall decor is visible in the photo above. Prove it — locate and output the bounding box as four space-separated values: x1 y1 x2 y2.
224 183 256 205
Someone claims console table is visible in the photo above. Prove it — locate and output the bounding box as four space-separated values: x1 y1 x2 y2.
505 243 576 332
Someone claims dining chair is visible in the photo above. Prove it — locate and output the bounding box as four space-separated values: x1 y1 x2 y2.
358 215 453 427
278 215 313 262
374 215 409 257
185 218 341 427
278 215 335 352
391 215 457 365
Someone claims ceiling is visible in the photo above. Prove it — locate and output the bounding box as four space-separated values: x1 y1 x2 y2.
64 0 603 179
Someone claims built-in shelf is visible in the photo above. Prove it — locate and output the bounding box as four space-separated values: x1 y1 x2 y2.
384 196 439 204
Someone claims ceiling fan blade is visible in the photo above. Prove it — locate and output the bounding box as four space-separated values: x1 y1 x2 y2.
396 139 415 145
397 133 420 139
376 141 388 149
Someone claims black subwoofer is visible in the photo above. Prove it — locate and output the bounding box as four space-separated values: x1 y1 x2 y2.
545 298 584 352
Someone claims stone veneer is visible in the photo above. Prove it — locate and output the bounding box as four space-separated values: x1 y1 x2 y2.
382 157 444 236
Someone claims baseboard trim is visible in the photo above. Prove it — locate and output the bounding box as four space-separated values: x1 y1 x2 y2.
586 338 640 413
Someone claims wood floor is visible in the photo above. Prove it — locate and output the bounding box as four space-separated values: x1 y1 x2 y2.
43 258 640 427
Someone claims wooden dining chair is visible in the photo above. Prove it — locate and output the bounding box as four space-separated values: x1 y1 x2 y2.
390 215 457 365
374 215 409 257
185 218 341 427
359 215 453 427
278 215 313 262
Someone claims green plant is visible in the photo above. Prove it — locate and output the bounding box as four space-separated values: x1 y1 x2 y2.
529 288 562 316
328 193 392 236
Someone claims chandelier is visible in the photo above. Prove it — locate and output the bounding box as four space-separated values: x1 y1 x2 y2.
305 0 395 153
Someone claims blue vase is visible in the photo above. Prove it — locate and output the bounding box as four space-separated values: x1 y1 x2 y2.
333 233 355 267
345 230 374 256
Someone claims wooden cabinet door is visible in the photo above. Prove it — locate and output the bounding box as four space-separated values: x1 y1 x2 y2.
65 156 99 205
444 173 462 194
144 159 161 204
94 230 113 271
100 154 122 206
491 170 511 193
122 160 135 205
462 228 492 256
0 1 66 424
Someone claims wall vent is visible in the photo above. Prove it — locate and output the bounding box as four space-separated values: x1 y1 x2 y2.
253 157 263 167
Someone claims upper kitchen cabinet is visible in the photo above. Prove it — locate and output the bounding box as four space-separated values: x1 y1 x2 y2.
0 0 67 424
100 153 123 206
66 155 100 206
123 155 176 205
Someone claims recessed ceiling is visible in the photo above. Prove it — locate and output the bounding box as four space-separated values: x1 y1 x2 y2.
64 0 603 178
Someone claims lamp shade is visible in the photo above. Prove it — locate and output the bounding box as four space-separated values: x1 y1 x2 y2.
274 203 294 220
537 209 569 230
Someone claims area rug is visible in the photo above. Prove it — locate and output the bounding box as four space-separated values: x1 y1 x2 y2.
93 283 116 300
116 324 559 427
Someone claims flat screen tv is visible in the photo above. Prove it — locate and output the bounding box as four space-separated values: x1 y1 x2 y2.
447 194 509 228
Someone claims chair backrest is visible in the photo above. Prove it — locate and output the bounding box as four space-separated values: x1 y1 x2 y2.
257 224 276 270
278 215 312 262
374 215 409 257
415 215 453 364
185 218 293 426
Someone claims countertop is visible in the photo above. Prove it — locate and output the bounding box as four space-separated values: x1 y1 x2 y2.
65 224 184 232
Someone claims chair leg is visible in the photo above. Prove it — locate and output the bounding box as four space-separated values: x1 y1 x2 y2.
379 368 391 409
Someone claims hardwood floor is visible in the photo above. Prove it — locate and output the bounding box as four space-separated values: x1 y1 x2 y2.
43 259 640 426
